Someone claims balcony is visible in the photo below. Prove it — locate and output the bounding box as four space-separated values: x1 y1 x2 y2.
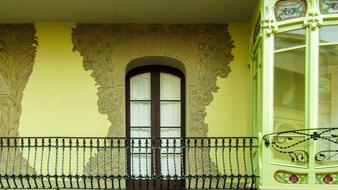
263 128 338 163
0 137 258 189
263 128 338 185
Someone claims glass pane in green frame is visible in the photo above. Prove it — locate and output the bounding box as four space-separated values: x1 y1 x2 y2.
275 29 306 50
274 48 305 132
317 44 338 162
320 26 338 44
275 0 307 21
321 0 338 14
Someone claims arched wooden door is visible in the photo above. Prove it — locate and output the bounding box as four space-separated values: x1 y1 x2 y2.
126 65 185 189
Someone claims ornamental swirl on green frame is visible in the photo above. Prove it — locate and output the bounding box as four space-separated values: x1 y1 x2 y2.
316 173 338 184
274 0 307 21
275 171 308 184
321 0 338 14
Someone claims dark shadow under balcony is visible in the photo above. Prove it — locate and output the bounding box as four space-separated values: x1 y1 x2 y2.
0 137 258 189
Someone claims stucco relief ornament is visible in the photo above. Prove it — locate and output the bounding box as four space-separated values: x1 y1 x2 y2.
72 24 234 175
72 24 133 137
0 24 37 174
72 24 233 138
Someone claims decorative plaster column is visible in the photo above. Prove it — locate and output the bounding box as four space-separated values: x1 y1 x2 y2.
0 24 37 174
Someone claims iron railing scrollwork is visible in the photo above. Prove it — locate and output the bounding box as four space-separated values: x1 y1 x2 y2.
263 128 338 163
0 137 258 189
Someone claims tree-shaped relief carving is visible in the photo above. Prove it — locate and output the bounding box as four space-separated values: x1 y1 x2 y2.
72 24 234 178
0 24 37 174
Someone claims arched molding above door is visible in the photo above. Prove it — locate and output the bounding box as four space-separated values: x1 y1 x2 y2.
72 24 234 137
126 56 186 75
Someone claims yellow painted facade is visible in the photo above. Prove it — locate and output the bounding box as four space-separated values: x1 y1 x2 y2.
1 0 337 189
207 23 251 137
20 24 110 137
19 23 251 137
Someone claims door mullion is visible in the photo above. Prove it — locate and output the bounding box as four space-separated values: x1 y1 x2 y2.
156 71 161 176
151 71 161 176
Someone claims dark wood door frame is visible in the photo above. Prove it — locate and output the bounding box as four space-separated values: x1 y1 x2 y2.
126 65 185 189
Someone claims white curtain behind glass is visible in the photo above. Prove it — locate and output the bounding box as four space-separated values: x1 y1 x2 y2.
129 72 182 176
130 73 151 176
160 73 181 176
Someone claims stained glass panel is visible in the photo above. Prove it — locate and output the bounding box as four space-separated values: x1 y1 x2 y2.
275 0 307 21
321 0 338 14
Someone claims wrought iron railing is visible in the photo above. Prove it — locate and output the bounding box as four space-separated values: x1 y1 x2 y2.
0 137 258 189
263 128 338 163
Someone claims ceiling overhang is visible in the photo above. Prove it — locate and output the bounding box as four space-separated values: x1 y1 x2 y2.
0 0 258 23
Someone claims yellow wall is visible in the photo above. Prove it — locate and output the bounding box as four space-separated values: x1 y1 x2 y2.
19 23 251 137
206 23 251 137
19 23 110 137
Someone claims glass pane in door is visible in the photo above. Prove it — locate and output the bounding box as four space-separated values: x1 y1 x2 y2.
160 102 181 126
160 73 181 100
160 73 181 176
130 73 151 177
131 73 151 100
131 102 151 126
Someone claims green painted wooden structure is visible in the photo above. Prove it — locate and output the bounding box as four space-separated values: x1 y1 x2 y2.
251 0 338 189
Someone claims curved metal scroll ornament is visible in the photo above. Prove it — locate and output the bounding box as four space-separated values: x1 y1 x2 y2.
315 150 338 162
263 128 338 163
